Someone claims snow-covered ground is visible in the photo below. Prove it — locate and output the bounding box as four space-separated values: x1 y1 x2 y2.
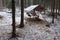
0 8 60 40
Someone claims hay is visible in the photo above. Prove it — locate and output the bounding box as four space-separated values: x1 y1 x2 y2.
25 18 46 24
24 17 52 27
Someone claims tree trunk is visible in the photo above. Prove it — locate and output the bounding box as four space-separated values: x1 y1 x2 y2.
0 0 3 11
55 0 57 18
20 0 24 28
19 0 21 8
58 0 59 14
12 0 16 37
58 0 60 15
43 0 45 14
2 0 6 8
52 0 55 23
31 0 33 5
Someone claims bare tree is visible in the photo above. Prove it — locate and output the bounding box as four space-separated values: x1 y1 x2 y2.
58 0 59 14
43 0 45 14
31 0 33 5
2 0 6 8
19 0 24 28
52 0 55 23
55 0 58 18
0 0 3 11
8 0 17 40
19 0 21 7
11 0 16 38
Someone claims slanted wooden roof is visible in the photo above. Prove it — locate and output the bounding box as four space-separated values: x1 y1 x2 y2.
25 5 46 12
33 5 46 11
25 5 38 12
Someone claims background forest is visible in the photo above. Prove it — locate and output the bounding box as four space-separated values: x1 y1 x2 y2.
0 0 60 9
0 0 60 40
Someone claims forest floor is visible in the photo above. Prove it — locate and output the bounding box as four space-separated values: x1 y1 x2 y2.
0 9 60 40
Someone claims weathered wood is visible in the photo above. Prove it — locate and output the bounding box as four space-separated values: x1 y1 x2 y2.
25 5 46 19
33 5 46 12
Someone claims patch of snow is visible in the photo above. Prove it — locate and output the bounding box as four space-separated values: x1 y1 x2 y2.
0 8 60 40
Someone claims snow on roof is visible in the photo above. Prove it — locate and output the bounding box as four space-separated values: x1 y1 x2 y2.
24 5 38 12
